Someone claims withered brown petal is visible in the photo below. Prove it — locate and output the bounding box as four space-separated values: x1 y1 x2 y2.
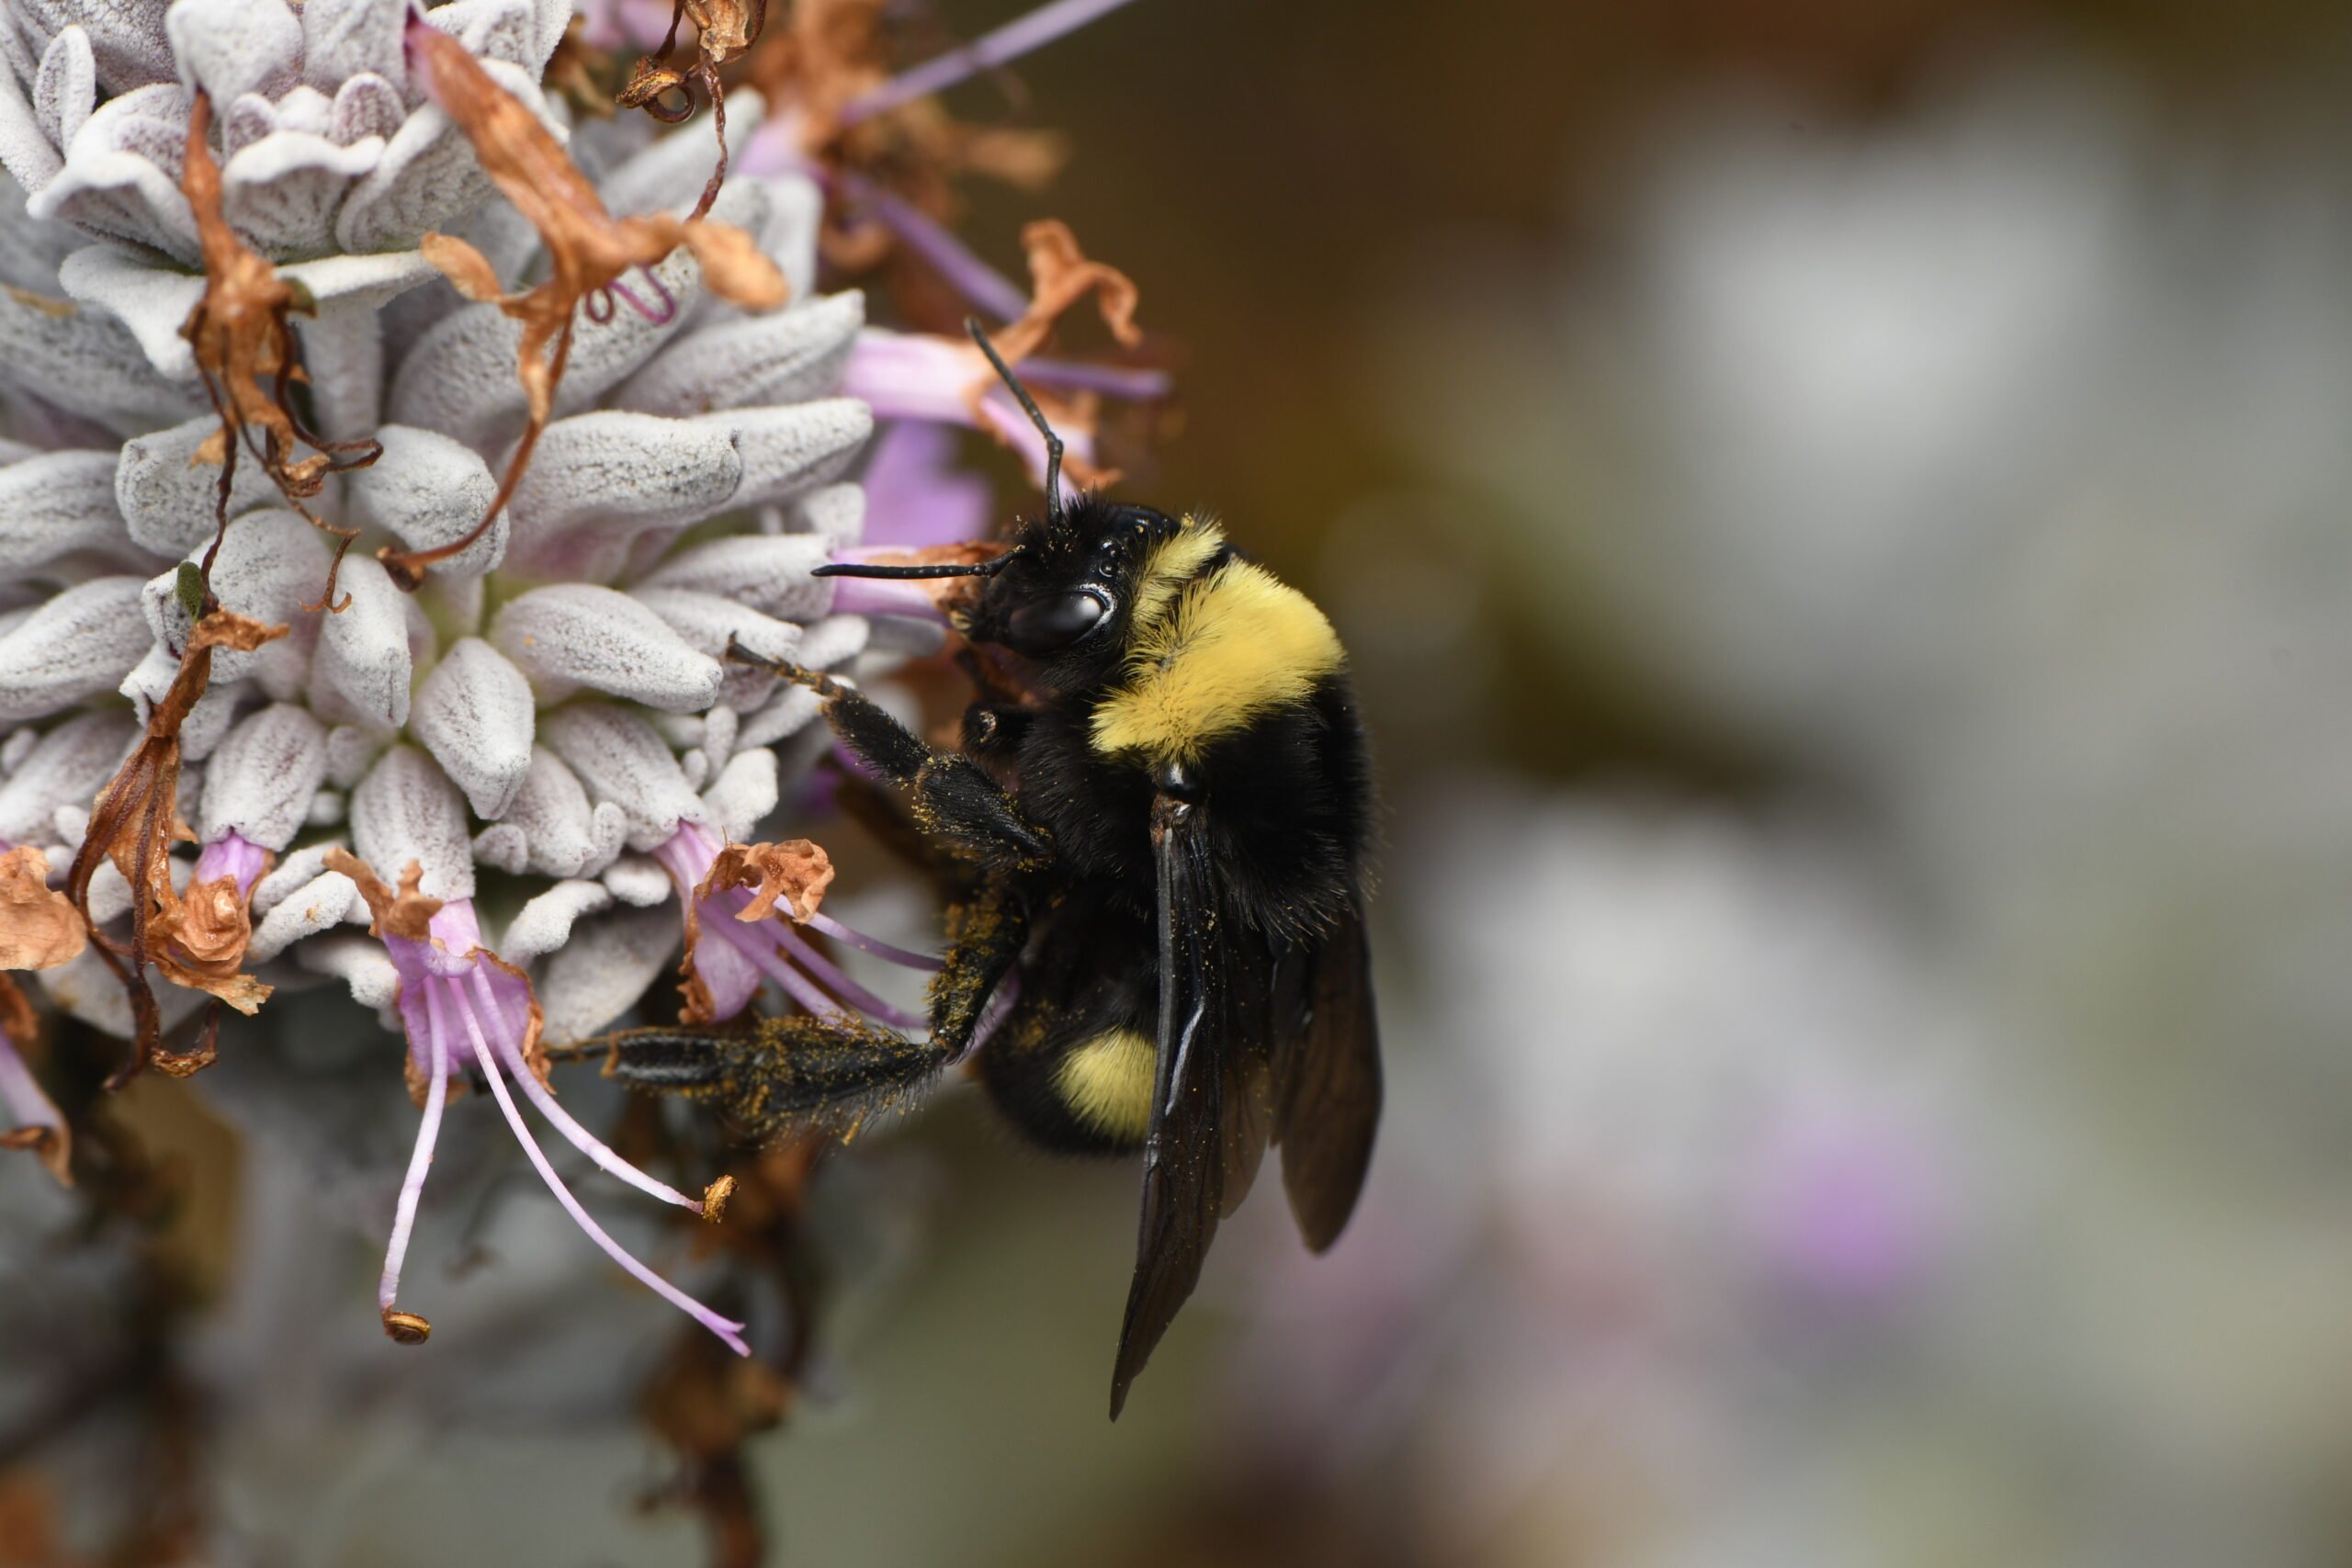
0 848 87 971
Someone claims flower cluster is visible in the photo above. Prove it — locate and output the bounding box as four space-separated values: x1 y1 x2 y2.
0 0 972 1355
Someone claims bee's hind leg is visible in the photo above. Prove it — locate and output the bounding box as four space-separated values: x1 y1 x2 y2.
597 880 1028 1134
726 637 1053 874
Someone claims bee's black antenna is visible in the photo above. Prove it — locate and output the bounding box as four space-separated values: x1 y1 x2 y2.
966 316 1064 518
812 554 1022 581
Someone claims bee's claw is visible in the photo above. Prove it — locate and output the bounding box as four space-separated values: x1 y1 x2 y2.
724 636 836 694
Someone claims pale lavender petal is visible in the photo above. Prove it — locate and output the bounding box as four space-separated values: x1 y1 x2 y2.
0 709 136 846
0 575 151 723
0 1032 65 1159
503 412 742 583
616 291 865 419
634 533 832 621
491 583 722 712
499 877 614 964
346 423 503 576
201 702 329 851
114 413 284 558
308 553 413 729
350 743 474 900
538 704 705 850
860 419 992 549
409 636 534 818
246 869 357 963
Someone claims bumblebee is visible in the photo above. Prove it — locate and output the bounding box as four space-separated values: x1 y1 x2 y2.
603 328 1379 1416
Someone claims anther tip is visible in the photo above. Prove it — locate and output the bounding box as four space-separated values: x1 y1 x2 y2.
700 1174 736 1223
382 1309 432 1345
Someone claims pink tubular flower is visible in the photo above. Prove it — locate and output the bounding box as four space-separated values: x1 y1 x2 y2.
323 849 748 1356
651 819 936 1030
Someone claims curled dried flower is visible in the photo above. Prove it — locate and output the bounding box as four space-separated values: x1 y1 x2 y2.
0 848 87 972
322 849 444 943
386 18 790 591
147 860 272 1018
179 91 381 614
701 840 835 924
991 219 1143 362
64 611 286 1088
619 0 772 219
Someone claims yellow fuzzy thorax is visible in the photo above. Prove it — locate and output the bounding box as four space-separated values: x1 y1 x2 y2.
1057 1028 1158 1138
1089 522 1344 765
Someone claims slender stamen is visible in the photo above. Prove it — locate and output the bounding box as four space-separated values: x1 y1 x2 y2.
379 981 454 1320
468 964 703 1215
773 922 926 1030
837 0 1146 127
1013 358 1172 400
831 169 1029 321
707 911 851 1020
806 910 944 972
455 976 750 1355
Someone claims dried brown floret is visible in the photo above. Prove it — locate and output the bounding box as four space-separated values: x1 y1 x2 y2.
147 853 274 1017
321 849 445 943
701 840 835 924
64 610 286 1088
618 0 771 220
179 91 381 613
674 839 835 1024
0 846 86 972
384 21 789 591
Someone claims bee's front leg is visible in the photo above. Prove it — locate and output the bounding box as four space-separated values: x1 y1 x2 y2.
726 637 1054 873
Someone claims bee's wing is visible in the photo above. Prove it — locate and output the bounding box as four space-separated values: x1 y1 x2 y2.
1272 891 1381 1251
1111 791 1254 1419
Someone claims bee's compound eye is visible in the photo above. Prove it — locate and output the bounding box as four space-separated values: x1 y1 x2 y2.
1000 589 1107 655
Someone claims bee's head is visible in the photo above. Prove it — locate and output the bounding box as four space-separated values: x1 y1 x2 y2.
962 498 1185 665
811 320 1219 688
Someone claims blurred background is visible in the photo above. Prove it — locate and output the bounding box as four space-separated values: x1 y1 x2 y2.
17 0 2352 1562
